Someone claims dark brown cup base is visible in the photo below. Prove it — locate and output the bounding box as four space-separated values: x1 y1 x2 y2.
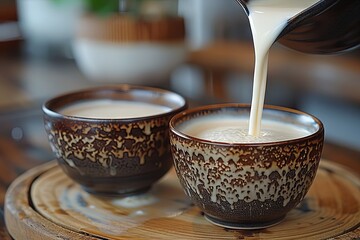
81 186 152 198
204 214 286 230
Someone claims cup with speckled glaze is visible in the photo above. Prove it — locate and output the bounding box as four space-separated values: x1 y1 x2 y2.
43 85 187 196
169 103 324 229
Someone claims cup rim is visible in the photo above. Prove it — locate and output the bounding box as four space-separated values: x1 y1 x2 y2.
169 103 324 147
42 84 187 122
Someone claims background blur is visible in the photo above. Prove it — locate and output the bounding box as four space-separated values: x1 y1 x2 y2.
0 0 359 164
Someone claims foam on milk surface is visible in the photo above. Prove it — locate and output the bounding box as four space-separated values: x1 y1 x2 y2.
60 99 171 119
179 115 311 144
247 0 320 136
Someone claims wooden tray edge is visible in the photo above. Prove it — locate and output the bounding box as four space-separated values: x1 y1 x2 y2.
4 161 100 240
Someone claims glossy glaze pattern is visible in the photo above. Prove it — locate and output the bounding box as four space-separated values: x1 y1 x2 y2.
44 115 172 193
170 104 324 228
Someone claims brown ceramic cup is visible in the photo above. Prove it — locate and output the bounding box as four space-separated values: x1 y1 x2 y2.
169 104 324 229
43 85 187 196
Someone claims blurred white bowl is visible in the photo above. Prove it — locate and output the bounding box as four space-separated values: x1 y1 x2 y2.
73 40 187 85
72 15 187 85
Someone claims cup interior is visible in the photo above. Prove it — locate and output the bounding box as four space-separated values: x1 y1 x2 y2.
43 85 187 120
171 104 322 145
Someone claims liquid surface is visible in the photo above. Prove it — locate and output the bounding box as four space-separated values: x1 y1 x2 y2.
60 99 171 119
247 0 320 136
179 115 311 143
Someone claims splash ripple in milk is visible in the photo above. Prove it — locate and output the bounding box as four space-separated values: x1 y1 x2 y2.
247 0 320 136
178 114 311 144
60 99 171 119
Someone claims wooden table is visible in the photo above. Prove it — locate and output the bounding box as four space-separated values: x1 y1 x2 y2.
0 41 359 239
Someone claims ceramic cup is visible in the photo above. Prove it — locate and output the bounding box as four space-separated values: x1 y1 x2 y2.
43 85 187 196
169 104 324 229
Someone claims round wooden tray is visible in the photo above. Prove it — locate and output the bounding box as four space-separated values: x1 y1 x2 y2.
5 160 360 239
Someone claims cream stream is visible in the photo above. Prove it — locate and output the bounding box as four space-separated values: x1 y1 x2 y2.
247 0 320 136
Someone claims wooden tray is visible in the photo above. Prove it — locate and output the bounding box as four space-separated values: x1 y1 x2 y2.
5 160 360 239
